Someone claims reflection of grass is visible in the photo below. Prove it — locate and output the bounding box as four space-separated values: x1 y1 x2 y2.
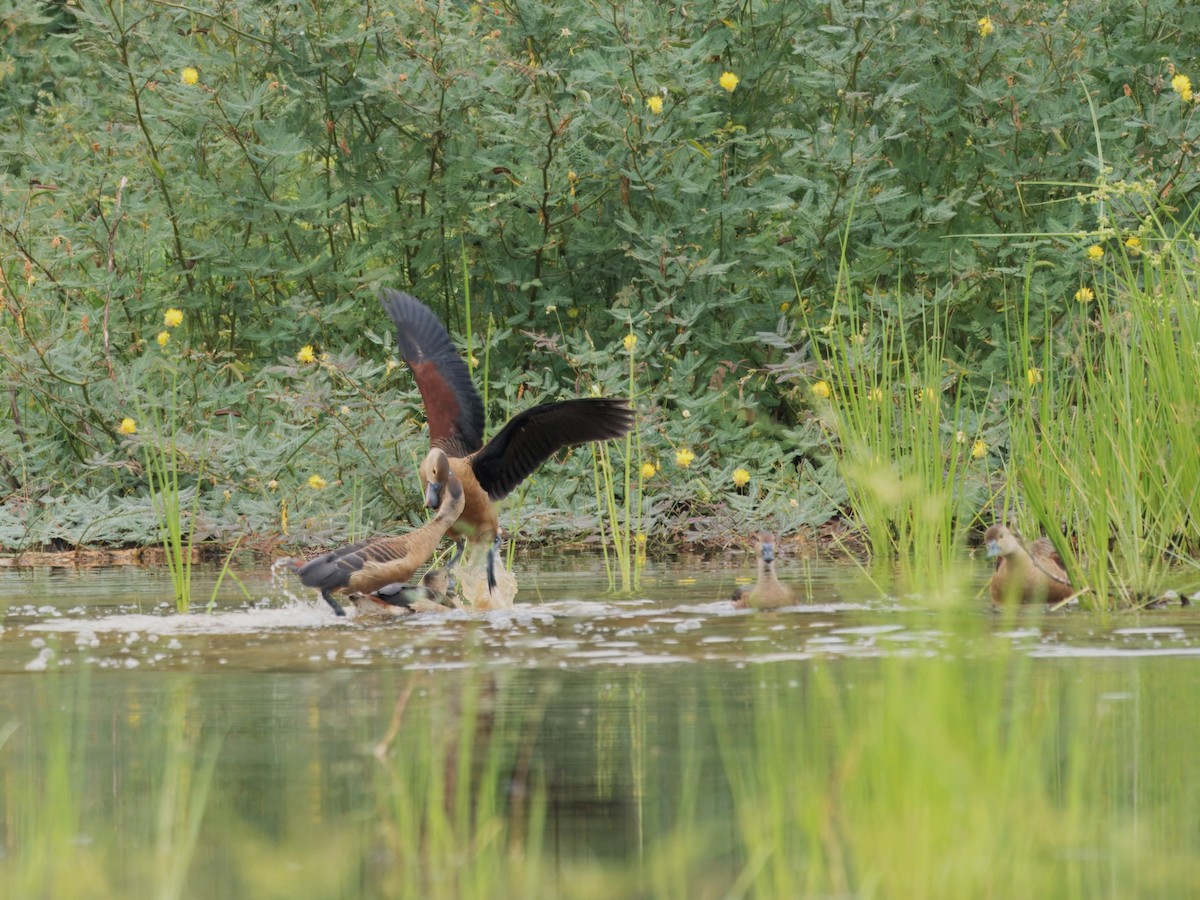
708 614 1200 895
371 673 550 898
6 628 1200 897
1 667 219 897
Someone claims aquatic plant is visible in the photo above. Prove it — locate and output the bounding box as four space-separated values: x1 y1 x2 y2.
1008 198 1200 608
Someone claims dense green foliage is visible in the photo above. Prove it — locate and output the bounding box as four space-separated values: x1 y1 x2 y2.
3 0 1199 588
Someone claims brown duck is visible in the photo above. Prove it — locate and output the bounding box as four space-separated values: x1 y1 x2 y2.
732 532 795 610
984 523 1075 605
286 450 465 616
379 289 635 590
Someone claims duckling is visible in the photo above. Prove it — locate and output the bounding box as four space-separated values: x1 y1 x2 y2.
350 567 457 616
984 523 1076 606
379 289 635 592
732 532 795 610
285 452 464 615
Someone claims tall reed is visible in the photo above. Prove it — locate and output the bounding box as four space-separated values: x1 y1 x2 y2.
1008 204 1200 607
808 282 988 600
139 367 202 613
591 326 644 593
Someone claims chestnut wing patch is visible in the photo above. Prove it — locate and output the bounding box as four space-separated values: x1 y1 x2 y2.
379 289 485 456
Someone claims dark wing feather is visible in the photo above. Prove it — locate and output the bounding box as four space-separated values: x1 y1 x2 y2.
295 535 416 591
379 289 485 456
470 398 634 501
294 539 373 591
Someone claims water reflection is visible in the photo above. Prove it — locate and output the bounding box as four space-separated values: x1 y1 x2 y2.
2 558 1200 896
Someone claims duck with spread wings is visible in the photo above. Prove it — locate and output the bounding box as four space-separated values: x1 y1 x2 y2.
379 289 635 594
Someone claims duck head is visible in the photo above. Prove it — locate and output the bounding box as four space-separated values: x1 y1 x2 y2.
984 524 1021 559
422 447 452 508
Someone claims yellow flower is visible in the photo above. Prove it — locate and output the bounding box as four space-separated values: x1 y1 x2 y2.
868 387 884 402
623 333 637 352
640 461 657 480
719 71 740 93
1172 74 1193 102
296 344 315 364
181 67 199 86
163 307 183 328
156 330 170 348
1124 236 1142 254
1026 367 1042 386
812 380 831 399
646 95 663 114
971 439 987 460
1075 286 1095 303
1086 244 1104 261
307 474 328 489
118 417 137 435
635 532 647 545
732 467 750 487
675 447 695 468
779 302 790 313
977 17 994 38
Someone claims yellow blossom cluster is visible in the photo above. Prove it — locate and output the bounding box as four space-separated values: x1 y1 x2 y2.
1172 73 1193 102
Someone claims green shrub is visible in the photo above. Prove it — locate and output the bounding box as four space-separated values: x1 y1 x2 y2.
2 0 1199 574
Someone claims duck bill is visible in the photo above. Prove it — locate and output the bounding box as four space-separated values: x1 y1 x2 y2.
985 540 1000 558
424 481 442 508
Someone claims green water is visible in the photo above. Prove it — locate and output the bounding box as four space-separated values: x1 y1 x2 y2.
2 558 1199 898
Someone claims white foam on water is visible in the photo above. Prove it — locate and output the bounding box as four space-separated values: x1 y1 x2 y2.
28 600 341 636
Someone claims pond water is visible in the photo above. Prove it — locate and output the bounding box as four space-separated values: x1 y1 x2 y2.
2 556 1200 898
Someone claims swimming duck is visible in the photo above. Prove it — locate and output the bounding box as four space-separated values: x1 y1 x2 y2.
285 450 464 615
379 289 635 591
351 567 456 616
984 523 1075 606
732 532 795 610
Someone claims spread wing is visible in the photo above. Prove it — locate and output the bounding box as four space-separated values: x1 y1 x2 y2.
470 398 635 501
379 289 485 456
